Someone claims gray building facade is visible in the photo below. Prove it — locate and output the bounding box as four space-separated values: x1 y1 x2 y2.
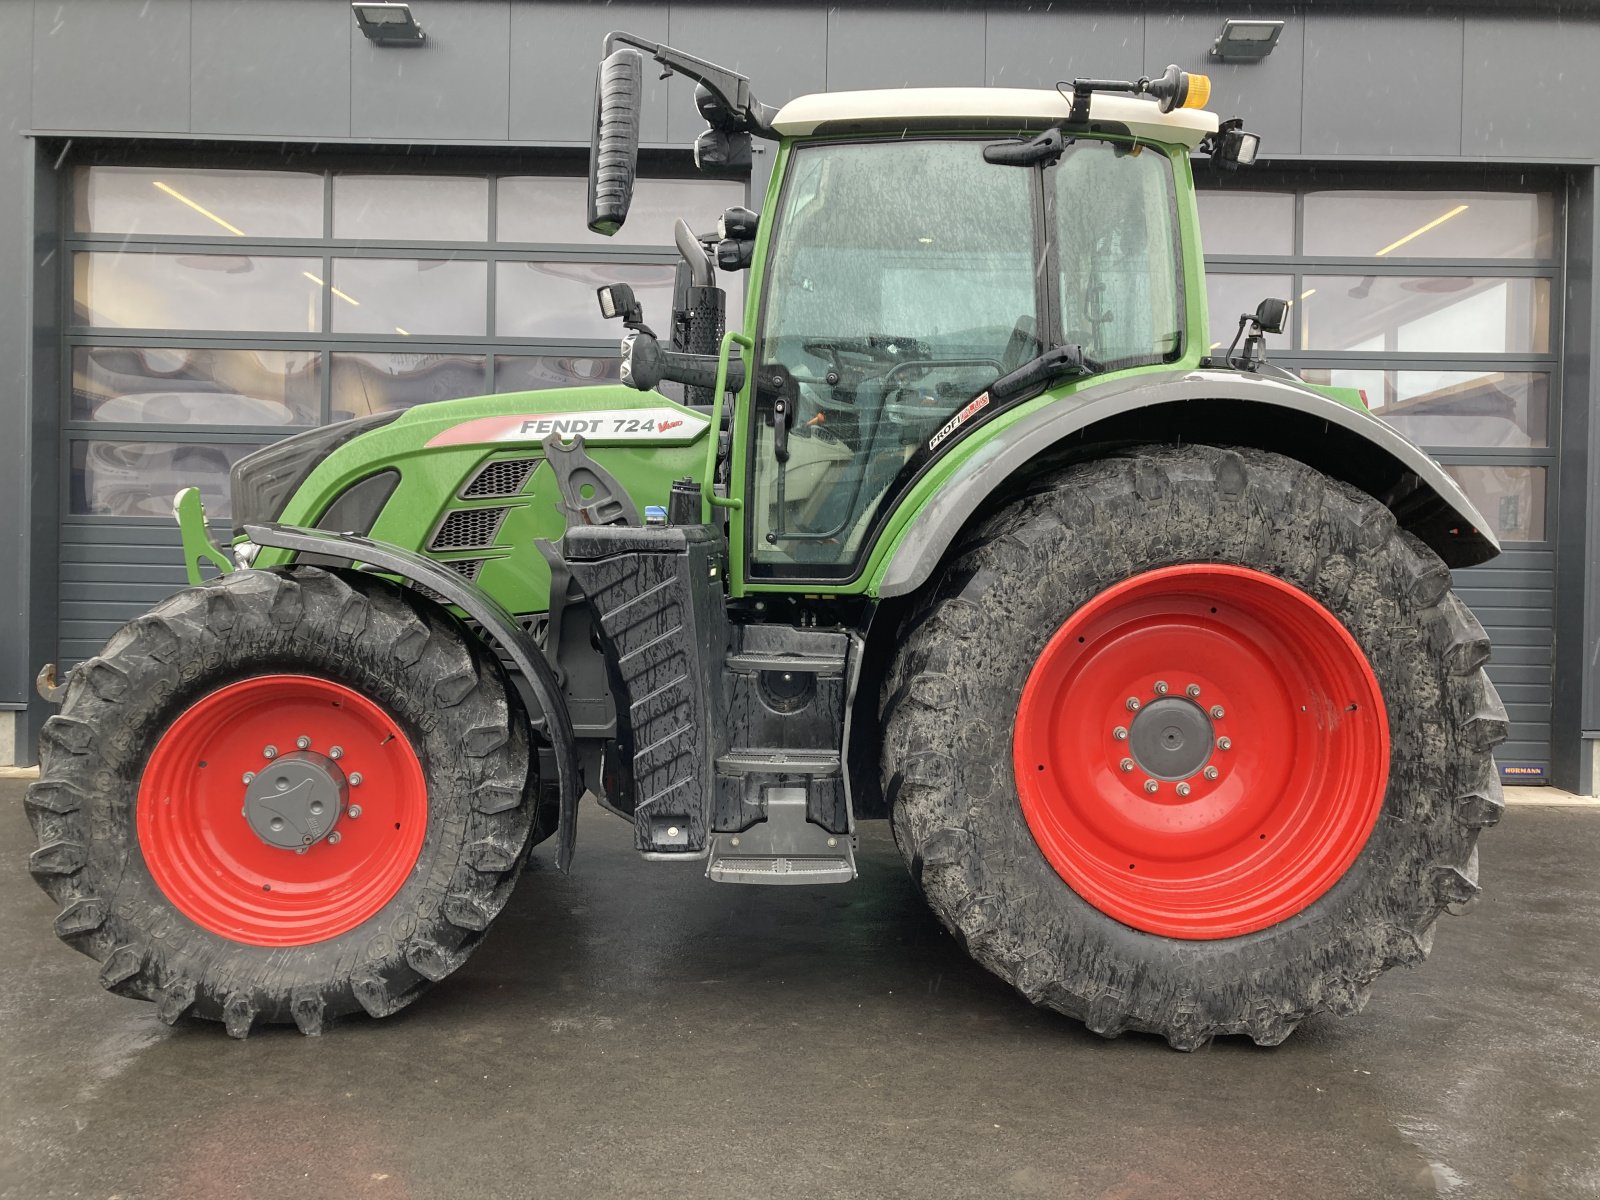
0 0 1596 795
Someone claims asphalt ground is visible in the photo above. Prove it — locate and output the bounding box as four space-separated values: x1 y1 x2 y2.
3 776 1597 1200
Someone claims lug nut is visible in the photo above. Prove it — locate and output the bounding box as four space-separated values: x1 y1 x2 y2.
1154 681 1169 695
328 832 342 845
667 825 680 838
296 735 311 750
1210 705 1225 719
1176 782 1191 797
1113 726 1128 741
330 746 344 760
241 771 255 785
1120 758 1135 773
348 805 362 819
1143 779 1159 794
1217 737 1232 752
1204 766 1220 780
1126 697 1141 712
1186 684 1202 698
263 745 278 760
348 773 363 787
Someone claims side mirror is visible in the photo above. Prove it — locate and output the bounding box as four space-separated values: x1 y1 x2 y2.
587 48 644 236
1254 297 1287 335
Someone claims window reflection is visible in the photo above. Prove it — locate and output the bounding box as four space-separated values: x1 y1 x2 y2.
74 252 323 332
494 355 621 392
1303 191 1554 260
1298 275 1550 354
332 175 489 242
70 440 259 518
1204 273 1294 349
1196 191 1295 257
72 347 319 427
495 261 674 340
1440 465 1546 542
74 166 324 238
330 258 488 336
497 176 745 246
330 353 486 420
1300 368 1549 449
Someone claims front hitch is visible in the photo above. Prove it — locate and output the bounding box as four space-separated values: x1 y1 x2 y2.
173 487 236 586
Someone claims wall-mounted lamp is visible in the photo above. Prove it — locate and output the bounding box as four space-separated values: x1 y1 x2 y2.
353 3 425 46
1211 19 1284 62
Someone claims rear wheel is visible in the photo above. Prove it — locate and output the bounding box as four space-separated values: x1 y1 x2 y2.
26 567 535 1037
882 445 1507 1049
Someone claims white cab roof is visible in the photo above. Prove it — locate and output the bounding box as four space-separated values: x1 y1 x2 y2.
771 88 1218 148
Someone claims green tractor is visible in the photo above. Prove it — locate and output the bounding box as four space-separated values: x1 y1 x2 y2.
27 36 1506 1048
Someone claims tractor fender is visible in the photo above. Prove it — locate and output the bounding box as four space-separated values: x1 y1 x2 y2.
243 522 584 872
876 368 1500 600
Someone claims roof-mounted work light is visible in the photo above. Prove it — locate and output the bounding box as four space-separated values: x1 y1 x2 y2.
1211 19 1284 63
353 3 425 46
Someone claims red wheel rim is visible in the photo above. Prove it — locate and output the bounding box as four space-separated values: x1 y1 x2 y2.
137 675 428 947
1013 565 1389 939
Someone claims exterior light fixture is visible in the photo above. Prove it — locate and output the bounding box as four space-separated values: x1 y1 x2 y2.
1210 19 1284 62
353 3 425 46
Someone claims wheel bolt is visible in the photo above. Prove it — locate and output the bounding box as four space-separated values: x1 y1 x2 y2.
1210 705 1225 719
1113 726 1128 741
1120 758 1135 773
1143 779 1159 794
241 771 255 784
1126 697 1141 712
1204 766 1220 780
263 745 278 760
348 805 362 819
328 832 342 845
1176 782 1192 797
296 735 311 750
1153 681 1169 695
1186 684 1201 698
1217 737 1232 752
349 773 363 787
330 746 344 760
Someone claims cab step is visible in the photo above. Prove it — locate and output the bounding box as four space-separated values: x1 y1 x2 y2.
706 789 857 885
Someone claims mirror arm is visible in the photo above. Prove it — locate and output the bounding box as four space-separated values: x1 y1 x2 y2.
604 31 777 136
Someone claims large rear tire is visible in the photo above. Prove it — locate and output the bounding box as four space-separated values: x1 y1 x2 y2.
26 566 535 1037
882 445 1507 1049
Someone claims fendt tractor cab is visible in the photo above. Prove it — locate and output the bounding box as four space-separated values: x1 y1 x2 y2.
28 36 1506 1048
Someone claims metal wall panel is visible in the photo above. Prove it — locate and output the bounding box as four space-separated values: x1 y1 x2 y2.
1144 9 1304 156
56 524 193 668
510 3 669 145
985 7 1145 87
826 5 987 91
1463 14 1600 161
1302 14 1462 157
31 0 191 134
1457 550 1557 769
352 0 511 142
0 3 30 709
664 4 828 143
192 0 352 138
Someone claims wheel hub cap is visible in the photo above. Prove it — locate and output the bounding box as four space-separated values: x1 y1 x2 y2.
242 752 347 849
1127 697 1214 781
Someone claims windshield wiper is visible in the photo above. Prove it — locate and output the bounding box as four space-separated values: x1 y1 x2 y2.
988 344 1102 403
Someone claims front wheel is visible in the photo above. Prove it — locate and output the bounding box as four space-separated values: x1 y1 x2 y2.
26 567 535 1037
882 445 1507 1049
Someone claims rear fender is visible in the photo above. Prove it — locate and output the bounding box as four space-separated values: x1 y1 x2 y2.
876 369 1499 600
243 522 583 872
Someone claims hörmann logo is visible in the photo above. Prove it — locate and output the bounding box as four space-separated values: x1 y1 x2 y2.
928 393 991 452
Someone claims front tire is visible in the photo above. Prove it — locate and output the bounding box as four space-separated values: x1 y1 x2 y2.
26 567 535 1037
882 445 1507 1049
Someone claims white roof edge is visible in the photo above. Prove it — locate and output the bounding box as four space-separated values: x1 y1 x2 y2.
771 89 1219 149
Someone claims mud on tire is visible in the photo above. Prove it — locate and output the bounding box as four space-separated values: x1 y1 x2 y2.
26 566 535 1038
881 445 1508 1050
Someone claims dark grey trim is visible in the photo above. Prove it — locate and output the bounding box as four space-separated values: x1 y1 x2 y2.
241 521 584 872
878 368 1500 600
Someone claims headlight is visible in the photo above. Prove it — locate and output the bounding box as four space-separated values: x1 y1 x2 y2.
229 411 400 536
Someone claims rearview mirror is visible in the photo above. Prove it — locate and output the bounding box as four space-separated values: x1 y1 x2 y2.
587 48 644 236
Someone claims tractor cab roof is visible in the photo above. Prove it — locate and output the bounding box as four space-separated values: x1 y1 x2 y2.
771 88 1218 148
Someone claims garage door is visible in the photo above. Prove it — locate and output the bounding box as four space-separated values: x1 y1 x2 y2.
1198 179 1560 782
59 156 741 667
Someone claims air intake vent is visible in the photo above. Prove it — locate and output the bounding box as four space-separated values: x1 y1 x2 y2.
430 507 509 551
463 458 539 499
440 558 484 582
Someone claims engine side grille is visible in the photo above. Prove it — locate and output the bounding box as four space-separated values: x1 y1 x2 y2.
430 506 509 551
440 558 484 582
462 458 539 499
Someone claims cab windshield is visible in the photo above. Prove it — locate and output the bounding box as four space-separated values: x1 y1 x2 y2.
749 135 1183 578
